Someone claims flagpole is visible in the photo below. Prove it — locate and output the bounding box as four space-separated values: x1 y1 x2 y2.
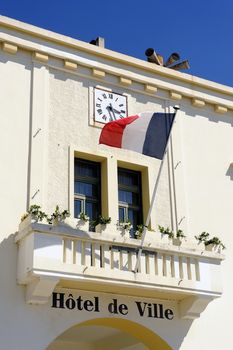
133 105 180 273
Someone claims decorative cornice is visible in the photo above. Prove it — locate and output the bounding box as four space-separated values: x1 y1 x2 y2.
64 60 78 70
0 16 232 113
2 41 17 54
1 15 233 99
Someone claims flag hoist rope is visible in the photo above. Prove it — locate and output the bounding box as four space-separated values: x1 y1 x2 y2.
133 105 180 273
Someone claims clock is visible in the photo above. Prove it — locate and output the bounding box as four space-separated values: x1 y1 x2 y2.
94 88 127 123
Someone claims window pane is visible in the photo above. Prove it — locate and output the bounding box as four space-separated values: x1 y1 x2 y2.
75 182 97 197
119 190 139 205
74 158 101 232
74 199 82 218
75 159 99 178
118 171 138 186
85 201 98 220
119 190 132 204
128 209 140 228
119 207 125 222
118 167 142 236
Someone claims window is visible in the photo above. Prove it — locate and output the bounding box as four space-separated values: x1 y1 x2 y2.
74 158 101 231
118 167 142 236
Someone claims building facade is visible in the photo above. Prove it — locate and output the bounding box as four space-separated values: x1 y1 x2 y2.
0 15 232 350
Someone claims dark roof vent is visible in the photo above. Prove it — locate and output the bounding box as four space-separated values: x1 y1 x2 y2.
89 37 105 48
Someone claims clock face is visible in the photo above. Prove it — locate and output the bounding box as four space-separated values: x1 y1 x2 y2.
94 88 127 123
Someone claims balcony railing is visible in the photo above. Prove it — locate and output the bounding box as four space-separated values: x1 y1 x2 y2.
15 216 224 319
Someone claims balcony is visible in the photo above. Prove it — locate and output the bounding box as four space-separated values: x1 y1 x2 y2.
15 216 224 319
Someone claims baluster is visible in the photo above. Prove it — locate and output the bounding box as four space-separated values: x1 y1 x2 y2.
180 256 190 280
165 254 172 277
121 249 129 271
173 255 180 279
179 256 184 279
195 259 200 281
63 239 72 264
74 240 82 266
162 254 167 276
140 251 146 274
112 248 120 270
148 253 156 275
102 245 111 269
92 243 101 268
157 252 163 276
84 241 92 267
190 257 197 281
131 250 137 272
170 255 175 278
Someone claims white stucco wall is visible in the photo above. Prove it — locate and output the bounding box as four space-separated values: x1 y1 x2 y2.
0 16 232 350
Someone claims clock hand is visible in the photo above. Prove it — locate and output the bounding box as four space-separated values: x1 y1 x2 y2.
106 106 114 121
109 103 117 120
112 108 121 114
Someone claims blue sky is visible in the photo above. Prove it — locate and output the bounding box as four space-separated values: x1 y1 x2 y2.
0 0 232 87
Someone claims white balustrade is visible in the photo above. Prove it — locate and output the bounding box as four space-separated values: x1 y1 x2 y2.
15 219 224 310
57 235 201 283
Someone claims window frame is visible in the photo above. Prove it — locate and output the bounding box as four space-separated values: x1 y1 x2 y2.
74 158 101 229
118 167 143 234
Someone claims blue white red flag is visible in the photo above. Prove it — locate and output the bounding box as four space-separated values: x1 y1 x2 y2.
99 112 175 160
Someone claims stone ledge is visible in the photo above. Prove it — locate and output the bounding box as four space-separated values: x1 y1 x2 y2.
64 60 78 70
170 91 182 100
33 51 49 62
2 41 17 54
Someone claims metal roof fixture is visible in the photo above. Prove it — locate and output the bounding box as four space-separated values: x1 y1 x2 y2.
145 48 190 71
89 37 105 48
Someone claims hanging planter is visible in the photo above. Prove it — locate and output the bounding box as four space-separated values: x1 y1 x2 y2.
204 237 225 253
172 229 186 246
95 215 111 233
118 221 132 237
158 225 173 244
195 232 225 253
76 212 89 231
47 205 70 226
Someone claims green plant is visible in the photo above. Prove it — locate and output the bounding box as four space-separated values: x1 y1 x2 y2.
97 215 111 225
119 220 132 230
195 232 225 250
195 231 210 243
176 229 186 239
47 205 70 224
205 236 226 250
27 204 47 222
158 225 174 239
134 224 144 239
78 212 89 222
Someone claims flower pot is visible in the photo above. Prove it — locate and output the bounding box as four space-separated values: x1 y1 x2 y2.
95 223 107 233
196 241 205 251
77 219 89 231
205 243 221 253
172 237 182 246
161 234 172 244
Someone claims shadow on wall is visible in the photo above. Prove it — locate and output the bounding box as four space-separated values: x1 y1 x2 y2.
0 50 32 71
181 99 233 126
0 234 24 301
226 164 233 180
45 316 194 350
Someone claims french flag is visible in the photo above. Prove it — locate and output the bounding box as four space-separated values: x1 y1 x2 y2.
99 112 175 160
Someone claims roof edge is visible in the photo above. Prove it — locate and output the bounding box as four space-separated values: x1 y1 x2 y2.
1 15 233 97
